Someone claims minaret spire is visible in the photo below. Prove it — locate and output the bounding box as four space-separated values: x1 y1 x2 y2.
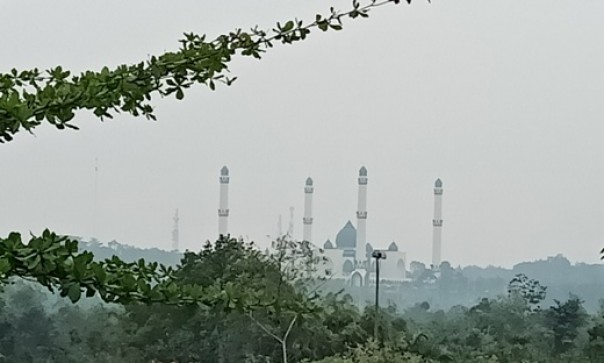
356 166 368 265
302 177 314 243
218 166 230 236
432 178 444 269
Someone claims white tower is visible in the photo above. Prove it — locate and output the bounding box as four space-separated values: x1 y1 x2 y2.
356 166 368 265
432 178 444 269
302 177 314 243
218 166 230 236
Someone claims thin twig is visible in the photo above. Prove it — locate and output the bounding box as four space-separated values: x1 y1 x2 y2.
249 311 283 343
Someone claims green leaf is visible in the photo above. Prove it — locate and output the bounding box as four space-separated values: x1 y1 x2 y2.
282 21 295 32
29 254 41 270
92 263 107 283
0 258 10 274
176 88 184 100
67 283 82 303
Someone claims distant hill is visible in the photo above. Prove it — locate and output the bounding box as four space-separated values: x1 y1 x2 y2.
460 255 604 312
76 239 604 313
325 255 604 313
77 238 183 267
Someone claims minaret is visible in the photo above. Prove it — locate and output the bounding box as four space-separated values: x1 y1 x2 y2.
432 178 444 269
218 166 230 236
302 177 314 243
356 166 368 265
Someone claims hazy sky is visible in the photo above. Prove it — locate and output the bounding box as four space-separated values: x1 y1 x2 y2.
2 0 604 267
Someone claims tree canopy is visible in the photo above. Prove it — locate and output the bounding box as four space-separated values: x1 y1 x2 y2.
2 268 604 362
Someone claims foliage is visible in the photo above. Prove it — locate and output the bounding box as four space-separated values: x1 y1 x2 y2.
0 230 206 306
338 255 604 314
507 273 547 310
306 341 427 363
1 255 604 362
2 0 604 361
123 236 325 363
545 296 588 355
586 307 604 361
0 0 424 143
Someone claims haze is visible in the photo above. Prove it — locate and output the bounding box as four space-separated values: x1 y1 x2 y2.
1 0 603 268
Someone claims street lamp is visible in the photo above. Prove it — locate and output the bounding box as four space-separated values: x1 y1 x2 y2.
371 250 386 340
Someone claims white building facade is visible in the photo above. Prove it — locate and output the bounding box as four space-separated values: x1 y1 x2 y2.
318 167 408 287
214 166 444 285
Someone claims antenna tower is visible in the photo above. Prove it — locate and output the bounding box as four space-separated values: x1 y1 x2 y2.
93 157 99 239
287 206 294 237
172 209 180 251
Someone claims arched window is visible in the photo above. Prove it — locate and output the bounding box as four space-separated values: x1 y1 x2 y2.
351 272 363 287
397 259 406 273
343 260 354 274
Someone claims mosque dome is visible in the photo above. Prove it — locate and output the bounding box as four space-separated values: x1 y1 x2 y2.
435 178 442 188
323 239 334 250
335 221 357 249
388 242 399 252
306 177 313 186
365 243 374 258
359 166 367 177
221 166 229 176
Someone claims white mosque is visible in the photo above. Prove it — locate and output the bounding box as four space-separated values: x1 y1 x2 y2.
216 166 444 287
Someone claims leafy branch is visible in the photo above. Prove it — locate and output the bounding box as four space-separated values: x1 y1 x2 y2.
0 230 238 307
0 0 426 142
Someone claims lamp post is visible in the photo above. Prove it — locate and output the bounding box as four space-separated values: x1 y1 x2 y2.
371 250 386 341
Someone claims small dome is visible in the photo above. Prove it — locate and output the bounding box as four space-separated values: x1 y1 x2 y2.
306 177 313 186
359 166 367 177
365 243 374 258
336 221 357 249
388 241 399 252
221 166 229 176
323 239 334 249
435 178 442 188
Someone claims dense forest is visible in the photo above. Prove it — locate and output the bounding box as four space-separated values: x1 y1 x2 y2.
1 236 603 363
78 238 604 313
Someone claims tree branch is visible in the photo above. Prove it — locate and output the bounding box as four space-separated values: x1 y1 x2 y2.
0 0 427 142
282 314 298 343
248 311 284 343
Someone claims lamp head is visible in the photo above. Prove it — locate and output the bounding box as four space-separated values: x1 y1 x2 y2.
372 250 386 260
